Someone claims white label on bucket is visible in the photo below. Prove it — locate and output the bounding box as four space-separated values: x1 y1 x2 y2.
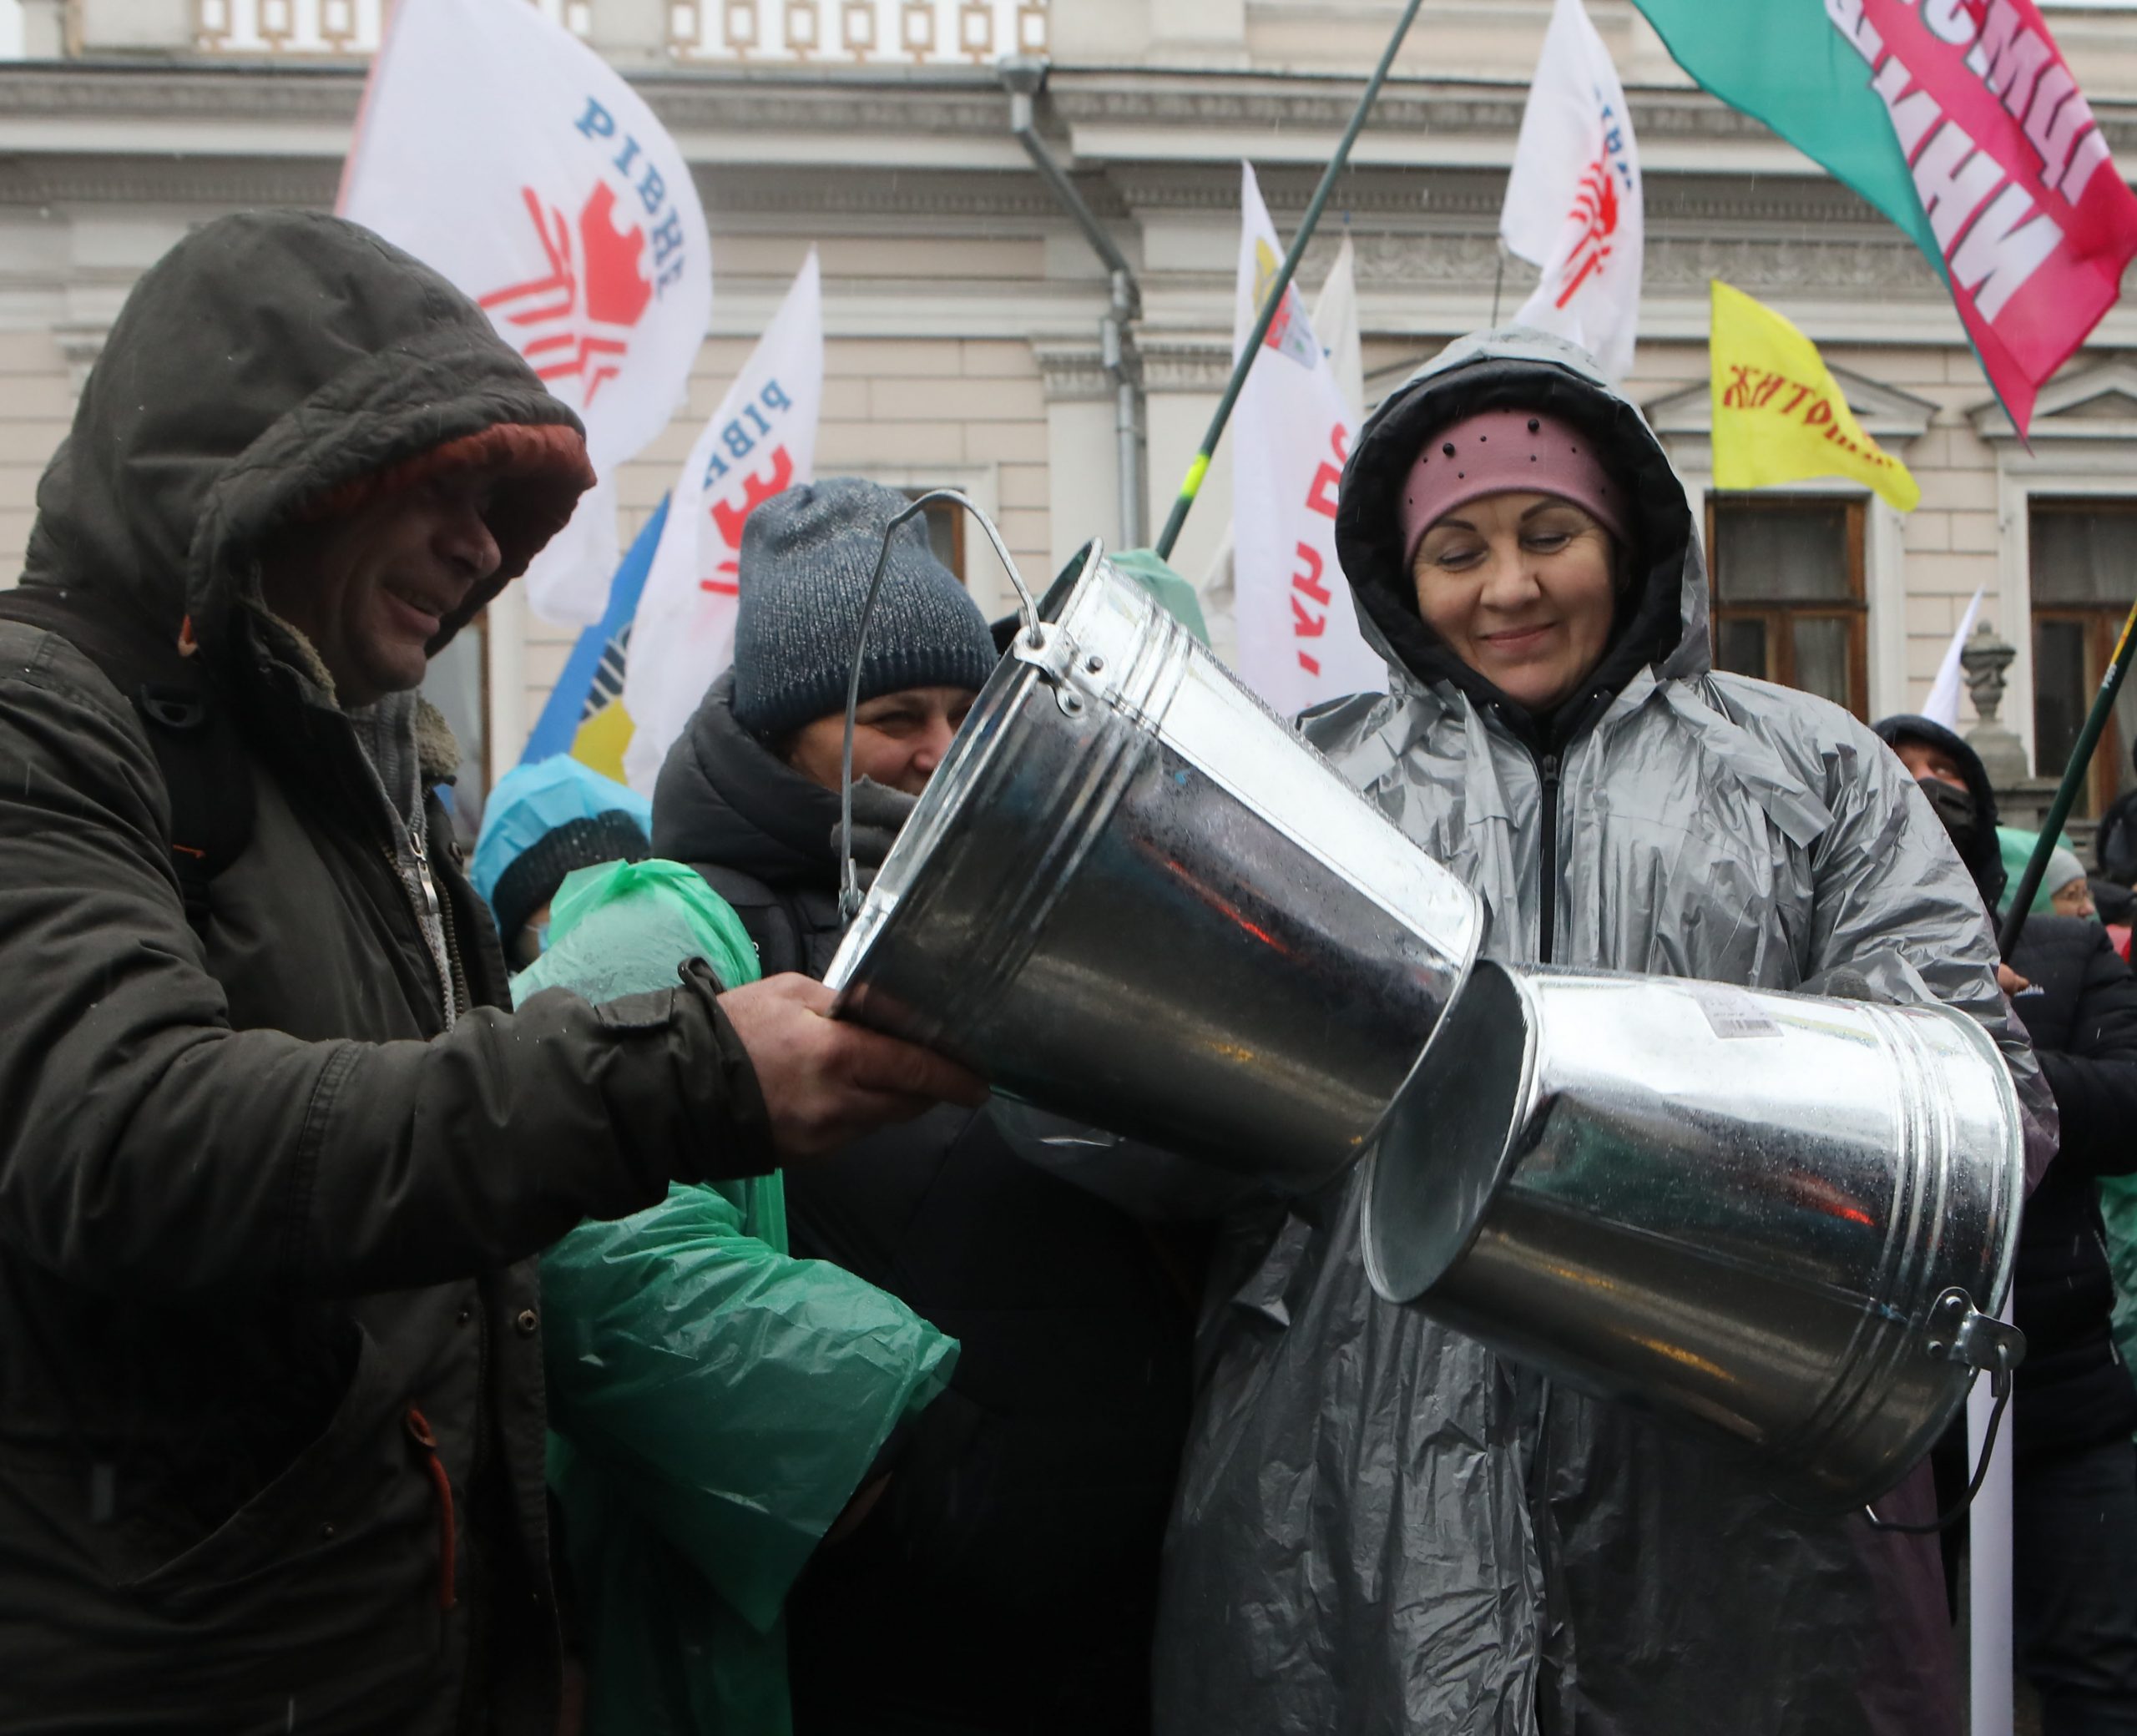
1688 982 1784 1041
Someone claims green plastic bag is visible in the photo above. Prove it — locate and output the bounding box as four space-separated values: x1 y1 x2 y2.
515 857 760 1000
523 860 958 1734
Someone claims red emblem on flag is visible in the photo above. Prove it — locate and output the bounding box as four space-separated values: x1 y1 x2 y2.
1555 151 1620 308
480 183 653 406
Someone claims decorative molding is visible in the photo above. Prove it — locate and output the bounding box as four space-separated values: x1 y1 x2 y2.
1037 336 1227 400
1034 342 1110 402
1646 365 1938 442
0 152 341 205
19 60 2136 163
1972 357 2137 443
1046 71 2137 155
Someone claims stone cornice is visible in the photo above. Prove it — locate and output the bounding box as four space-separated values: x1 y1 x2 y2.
16 58 2136 157
1045 67 2137 154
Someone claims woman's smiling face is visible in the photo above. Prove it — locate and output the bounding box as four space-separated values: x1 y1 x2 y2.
1410 490 1619 714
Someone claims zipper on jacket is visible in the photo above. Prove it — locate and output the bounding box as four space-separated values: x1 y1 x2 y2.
407 820 442 924
1536 750 1563 964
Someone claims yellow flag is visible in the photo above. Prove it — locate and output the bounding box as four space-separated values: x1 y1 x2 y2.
1709 280 1919 513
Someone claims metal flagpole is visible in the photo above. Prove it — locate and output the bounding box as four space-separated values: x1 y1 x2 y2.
1151 0 1428 561
1998 594 2137 955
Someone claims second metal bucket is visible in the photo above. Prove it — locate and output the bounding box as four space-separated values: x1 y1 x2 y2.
826 536 1482 1193
1361 961 2026 1511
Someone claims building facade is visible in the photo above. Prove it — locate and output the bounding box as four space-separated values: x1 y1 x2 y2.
5 0 2137 831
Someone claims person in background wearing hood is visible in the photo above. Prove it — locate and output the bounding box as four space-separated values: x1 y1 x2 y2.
1155 330 2054 1736
1877 714 2137 1735
2094 739 2137 891
1995 826 2103 926
471 754 654 968
654 477 1196 1735
0 214 982 1734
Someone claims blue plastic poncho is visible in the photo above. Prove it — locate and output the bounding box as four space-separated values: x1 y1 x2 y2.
523 859 958 1735
470 755 653 911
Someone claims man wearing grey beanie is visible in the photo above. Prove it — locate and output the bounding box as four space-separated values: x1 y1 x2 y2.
655 477 1195 1735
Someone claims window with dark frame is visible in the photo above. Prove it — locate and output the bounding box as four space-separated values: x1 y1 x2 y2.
2028 497 2137 819
1705 493 1870 721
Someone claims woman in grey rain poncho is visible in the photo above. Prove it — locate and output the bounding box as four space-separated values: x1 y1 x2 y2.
1154 329 2056 1736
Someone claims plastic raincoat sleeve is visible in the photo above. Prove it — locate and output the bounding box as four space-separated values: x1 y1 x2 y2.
523 860 958 1630
540 1178 957 1631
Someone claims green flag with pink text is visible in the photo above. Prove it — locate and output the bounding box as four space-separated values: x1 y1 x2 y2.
1628 0 2137 435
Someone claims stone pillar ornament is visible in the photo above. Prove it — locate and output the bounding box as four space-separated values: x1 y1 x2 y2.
1961 619 2030 790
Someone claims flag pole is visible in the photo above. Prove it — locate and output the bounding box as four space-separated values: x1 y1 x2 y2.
1998 594 2137 956
1151 0 1427 561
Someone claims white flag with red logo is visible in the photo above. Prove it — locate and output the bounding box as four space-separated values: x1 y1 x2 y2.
619 252 824 794
339 0 712 626
1502 0 1643 379
1229 164 1383 717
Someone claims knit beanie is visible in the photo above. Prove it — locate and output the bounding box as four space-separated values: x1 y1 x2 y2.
488 812 653 950
730 477 998 742
473 755 655 947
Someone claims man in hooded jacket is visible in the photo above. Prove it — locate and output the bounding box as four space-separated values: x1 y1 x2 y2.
1153 329 2055 1736
0 213 978 1735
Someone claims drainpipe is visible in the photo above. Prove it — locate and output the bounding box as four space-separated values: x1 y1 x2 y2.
1000 56 1145 548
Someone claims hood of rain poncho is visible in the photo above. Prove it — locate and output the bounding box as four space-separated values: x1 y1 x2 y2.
1872 713 2007 909
472 756 654 911
1155 326 2055 1736
515 858 760 999
1332 325 1701 738
1998 825 2089 917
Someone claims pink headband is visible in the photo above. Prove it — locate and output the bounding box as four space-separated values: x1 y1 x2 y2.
1399 408 1631 568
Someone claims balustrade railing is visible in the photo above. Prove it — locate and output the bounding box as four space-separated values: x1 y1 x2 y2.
184 0 1041 58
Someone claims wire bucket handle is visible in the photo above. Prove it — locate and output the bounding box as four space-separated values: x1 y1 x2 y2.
838 490 1048 921
1862 1291 2026 1534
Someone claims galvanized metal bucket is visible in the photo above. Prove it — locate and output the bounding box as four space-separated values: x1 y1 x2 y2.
1360 960 2027 1511
826 514 1483 1194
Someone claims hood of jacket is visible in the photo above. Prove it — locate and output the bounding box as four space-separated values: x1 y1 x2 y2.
1872 714 2007 909
19 210 587 679
1333 326 1703 738
653 670 843 891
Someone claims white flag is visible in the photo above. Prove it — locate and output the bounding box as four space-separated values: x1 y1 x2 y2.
1230 164 1383 717
1502 0 1642 380
1922 588 1986 732
620 253 824 793
1316 235 1366 427
339 0 712 626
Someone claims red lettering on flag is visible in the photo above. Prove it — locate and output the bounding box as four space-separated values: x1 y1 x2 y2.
1847 0 2137 432
699 446 796 593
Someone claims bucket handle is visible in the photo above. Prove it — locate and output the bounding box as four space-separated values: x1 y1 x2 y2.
838 490 1047 922
1862 1289 2026 1535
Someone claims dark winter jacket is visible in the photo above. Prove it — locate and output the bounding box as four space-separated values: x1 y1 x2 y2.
2003 916 2137 1455
2098 784 2137 886
1872 717 2137 1458
0 214 772 1735
654 672 1195 1734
